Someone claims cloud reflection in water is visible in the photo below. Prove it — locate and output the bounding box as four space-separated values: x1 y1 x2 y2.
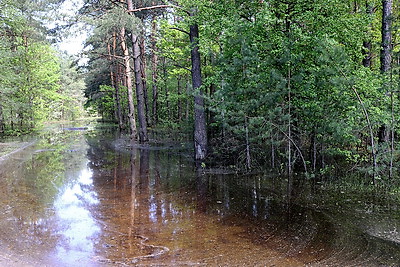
53 164 100 265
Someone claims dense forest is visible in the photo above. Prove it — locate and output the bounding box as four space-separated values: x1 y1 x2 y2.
2 0 400 186
0 0 86 134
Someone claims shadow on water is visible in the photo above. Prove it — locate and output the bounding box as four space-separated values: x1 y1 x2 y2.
0 124 399 266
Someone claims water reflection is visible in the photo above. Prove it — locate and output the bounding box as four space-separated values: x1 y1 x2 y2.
1 126 400 266
53 165 100 266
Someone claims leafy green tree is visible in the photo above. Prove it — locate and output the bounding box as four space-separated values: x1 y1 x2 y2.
58 54 86 120
0 0 86 134
75 0 400 183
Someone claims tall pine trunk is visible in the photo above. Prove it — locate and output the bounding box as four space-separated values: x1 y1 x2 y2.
378 0 393 144
120 27 138 141
190 23 207 161
140 35 150 127
381 0 392 73
112 32 124 130
380 0 394 178
0 103 3 134
126 0 148 143
132 34 149 142
177 76 182 122
362 2 373 68
108 35 122 128
151 14 159 126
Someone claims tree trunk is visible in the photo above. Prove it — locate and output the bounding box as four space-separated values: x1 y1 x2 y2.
114 73 124 130
186 78 190 121
0 103 4 134
287 66 292 176
245 116 251 171
108 37 119 126
162 57 170 120
208 83 216 137
362 40 372 67
177 76 182 122
362 1 373 67
309 130 317 172
10 109 14 131
378 0 393 145
120 27 138 141
381 0 392 73
126 0 148 143
190 23 208 161
110 71 118 123
151 13 159 126
140 35 150 127
390 86 394 179
132 34 149 143
117 64 127 125
112 32 124 130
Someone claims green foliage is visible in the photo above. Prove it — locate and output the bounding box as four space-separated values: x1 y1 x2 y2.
196 0 388 177
58 54 87 120
76 0 400 183
0 1 86 135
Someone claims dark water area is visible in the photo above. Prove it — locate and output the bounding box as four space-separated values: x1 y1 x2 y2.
0 124 400 266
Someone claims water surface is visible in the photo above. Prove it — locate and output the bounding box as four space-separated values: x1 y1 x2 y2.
0 125 399 266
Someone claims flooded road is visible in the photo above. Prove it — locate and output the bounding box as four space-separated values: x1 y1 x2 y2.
0 124 400 266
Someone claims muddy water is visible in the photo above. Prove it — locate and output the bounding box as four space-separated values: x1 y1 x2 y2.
0 125 400 266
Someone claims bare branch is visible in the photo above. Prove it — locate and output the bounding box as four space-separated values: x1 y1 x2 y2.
270 122 308 174
90 51 125 60
170 27 190 35
174 64 191 72
102 53 125 60
127 4 178 13
158 51 191 72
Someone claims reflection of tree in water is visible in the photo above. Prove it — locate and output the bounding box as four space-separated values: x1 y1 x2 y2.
85 133 176 262
0 129 88 218
0 129 91 260
83 128 400 266
86 128 322 262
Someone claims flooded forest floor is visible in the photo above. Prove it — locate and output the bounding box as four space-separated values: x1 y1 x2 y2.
0 123 400 266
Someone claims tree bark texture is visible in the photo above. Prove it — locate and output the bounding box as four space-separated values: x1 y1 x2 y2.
151 16 159 126
378 0 393 145
381 0 392 73
127 0 148 143
120 27 138 141
190 23 208 161
362 2 374 67
140 35 150 127
132 34 149 142
362 40 372 68
112 32 124 130
177 76 182 121
0 103 4 134
108 37 121 127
